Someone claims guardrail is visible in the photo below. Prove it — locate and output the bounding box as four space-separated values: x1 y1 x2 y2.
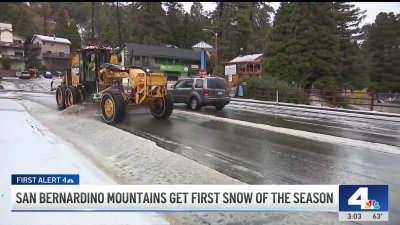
236 87 400 113
229 98 400 121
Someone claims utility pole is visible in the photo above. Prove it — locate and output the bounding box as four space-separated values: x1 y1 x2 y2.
91 2 95 44
117 2 121 47
43 6 47 35
202 29 218 72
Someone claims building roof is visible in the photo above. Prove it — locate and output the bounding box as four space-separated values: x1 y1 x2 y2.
124 43 200 61
192 41 213 50
229 53 263 63
31 34 71 45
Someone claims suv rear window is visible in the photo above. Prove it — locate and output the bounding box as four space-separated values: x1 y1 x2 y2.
207 79 226 89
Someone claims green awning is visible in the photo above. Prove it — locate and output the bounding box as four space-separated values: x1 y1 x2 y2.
160 64 188 72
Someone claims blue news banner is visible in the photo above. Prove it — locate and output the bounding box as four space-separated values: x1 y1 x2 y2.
339 185 388 221
12 174 79 185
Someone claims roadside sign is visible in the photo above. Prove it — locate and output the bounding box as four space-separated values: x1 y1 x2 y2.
225 64 236 75
199 69 207 76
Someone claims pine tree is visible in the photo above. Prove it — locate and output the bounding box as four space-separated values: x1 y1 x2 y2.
15 7 37 39
333 2 369 89
164 2 185 47
365 12 400 92
188 2 209 46
132 2 167 45
264 2 340 89
99 19 114 46
68 19 81 50
53 8 69 38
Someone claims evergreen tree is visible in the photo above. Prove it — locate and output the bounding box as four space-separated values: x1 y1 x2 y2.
99 19 115 46
263 2 340 89
188 2 208 46
53 8 69 38
365 12 400 92
333 2 369 89
131 2 167 45
68 19 81 50
164 2 185 47
15 7 37 39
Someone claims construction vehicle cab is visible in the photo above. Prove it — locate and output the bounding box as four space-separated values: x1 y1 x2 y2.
52 45 173 124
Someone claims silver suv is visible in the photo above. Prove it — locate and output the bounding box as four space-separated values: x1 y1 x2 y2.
169 76 230 110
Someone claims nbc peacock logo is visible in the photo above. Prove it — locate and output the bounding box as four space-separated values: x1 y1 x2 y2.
365 199 380 210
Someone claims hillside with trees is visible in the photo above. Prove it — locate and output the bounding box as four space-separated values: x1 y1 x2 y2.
0 2 398 92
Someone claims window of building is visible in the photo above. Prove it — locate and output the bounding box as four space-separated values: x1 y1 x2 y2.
155 57 167 64
51 43 54 46
142 56 149 66
43 41 46 45
135 56 140 61
15 52 23 56
47 51 52 54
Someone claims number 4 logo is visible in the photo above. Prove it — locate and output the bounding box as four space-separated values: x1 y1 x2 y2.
348 187 380 210
348 187 369 209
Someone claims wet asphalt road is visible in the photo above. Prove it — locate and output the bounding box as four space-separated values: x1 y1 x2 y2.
1 81 400 223
116 104 400 223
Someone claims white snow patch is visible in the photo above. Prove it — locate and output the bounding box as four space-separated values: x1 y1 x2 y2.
0 98 169 225
0 81 20 90
175 110 400 155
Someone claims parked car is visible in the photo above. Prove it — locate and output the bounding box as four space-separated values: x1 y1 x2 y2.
43 71 52 79
169 76 230 110
18 71 31 79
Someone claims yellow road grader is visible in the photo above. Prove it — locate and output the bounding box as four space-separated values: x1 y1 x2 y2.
51 45 173 124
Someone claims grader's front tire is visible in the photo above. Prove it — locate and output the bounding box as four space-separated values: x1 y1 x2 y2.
56 85 67 110
149 94 173 119
101 92 125 124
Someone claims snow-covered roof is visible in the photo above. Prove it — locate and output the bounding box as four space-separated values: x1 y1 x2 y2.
229 53 263 63
31 34 71 45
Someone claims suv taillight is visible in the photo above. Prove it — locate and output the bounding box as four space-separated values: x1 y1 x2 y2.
202 89 209 96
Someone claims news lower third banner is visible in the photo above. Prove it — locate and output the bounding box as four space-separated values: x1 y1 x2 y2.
11 174 389 222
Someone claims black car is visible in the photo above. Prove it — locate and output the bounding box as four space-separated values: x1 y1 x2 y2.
43 71 52 78
169 76 231 110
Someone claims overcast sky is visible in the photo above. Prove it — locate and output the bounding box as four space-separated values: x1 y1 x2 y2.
180 2 400 26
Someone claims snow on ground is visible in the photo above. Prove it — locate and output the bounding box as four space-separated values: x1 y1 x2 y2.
0 80 19 90
0 98 169 225
0 77 62 92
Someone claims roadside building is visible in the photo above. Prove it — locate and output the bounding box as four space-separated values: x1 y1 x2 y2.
119 43 201 81
223 53 263 86
0 22 25 70
25 34 71 71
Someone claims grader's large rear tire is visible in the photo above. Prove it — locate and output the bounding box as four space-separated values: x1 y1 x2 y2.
149 94 173 119
65 86 80 107
101 92 125 124
56 85 67 110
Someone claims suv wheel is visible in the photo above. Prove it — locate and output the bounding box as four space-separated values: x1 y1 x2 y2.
190 97 200 111
215 104 225 110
